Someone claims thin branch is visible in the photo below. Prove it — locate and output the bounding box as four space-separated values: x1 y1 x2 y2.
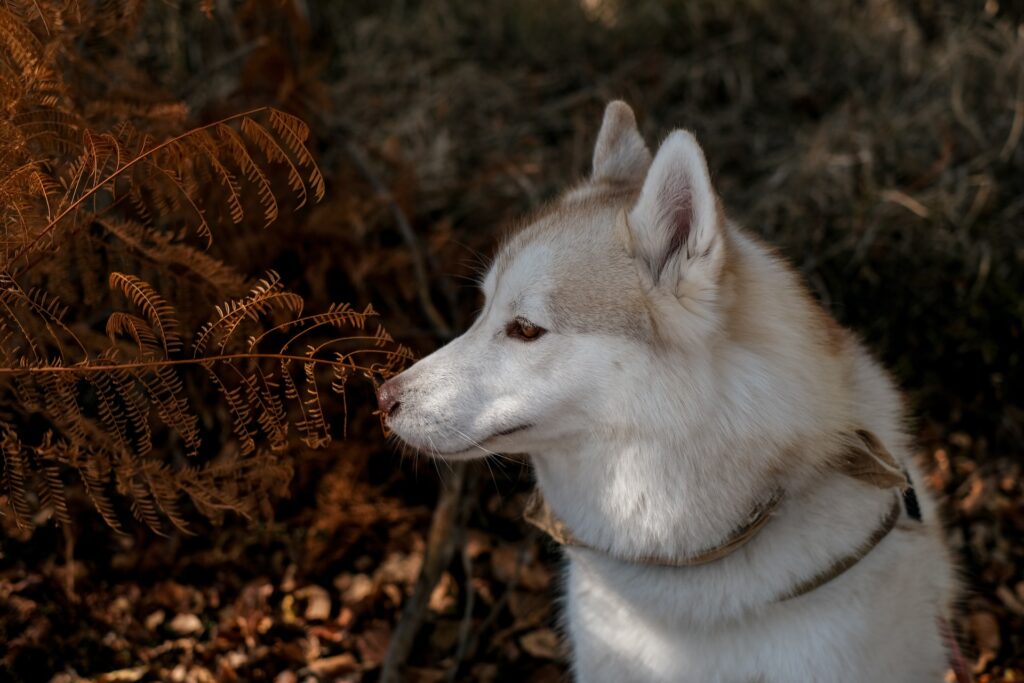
381 463 475 683
341 140 452 338
446 539 477 682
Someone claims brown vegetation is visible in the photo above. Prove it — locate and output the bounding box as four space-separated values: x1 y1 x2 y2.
0 0 410 537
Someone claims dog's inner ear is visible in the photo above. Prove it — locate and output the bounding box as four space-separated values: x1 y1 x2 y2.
626 130 723 293
592 101 651 184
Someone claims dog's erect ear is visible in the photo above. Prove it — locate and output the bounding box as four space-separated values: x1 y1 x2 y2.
626 130 724 295
592 101 651 183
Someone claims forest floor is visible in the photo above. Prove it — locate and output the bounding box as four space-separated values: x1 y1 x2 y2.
2 429 1023 682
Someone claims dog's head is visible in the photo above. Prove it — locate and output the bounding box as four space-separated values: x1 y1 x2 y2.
380 101 733 459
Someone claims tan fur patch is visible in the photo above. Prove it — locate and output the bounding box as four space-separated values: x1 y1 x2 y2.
493 184 654 340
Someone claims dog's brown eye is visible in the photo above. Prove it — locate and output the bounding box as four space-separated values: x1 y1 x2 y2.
506 318 546 341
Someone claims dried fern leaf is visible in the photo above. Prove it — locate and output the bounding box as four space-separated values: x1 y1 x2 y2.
1 426 34 529
207 368 256 456
37 460 71 527
217 123 278 227
109 272 182 355
105 311 160 355
138 363 201 456
78 453 125 534
99 218 249 295
193 271 303 355
109 366 154 458
241 116 309 209
138 459 191 534
300 359 331 449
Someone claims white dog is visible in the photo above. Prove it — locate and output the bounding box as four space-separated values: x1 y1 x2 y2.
379 101 961 682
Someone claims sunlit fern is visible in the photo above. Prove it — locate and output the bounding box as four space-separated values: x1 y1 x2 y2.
0 0 411 534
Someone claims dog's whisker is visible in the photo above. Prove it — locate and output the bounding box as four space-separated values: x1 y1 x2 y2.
449 426 502 458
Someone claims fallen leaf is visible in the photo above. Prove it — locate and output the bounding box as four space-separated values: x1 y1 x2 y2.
428 572 457 614
967 612 1000 673
144 610 166 631
519 628 561 660
336 573 374 605
167 613 203 636
303 653 358 677
281 594 297 624
96 667 148 683
296 585 332 621
375 552 423 585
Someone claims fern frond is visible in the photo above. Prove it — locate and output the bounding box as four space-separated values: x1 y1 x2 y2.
39 367 88 445
12 374 44 410
1 426 33 529
241 116 309 209
10 106 322 271
109 272 182 355
78 451 124 534
191 128 244 224
0 9 43 76
217 123 278 227
300 359 331 449
109 365 153 458
91 366 134 455
0 272 83 359
119 462 166 535
194 271 303 355
0 294 42 361
331 361 351 438
247 367 289 452
268 109 325 203
37 460 71 527
139 159 212 245
0 0 391 534
137 459 190 533
254 302 376 353
207 368 256 456
138 363 200 456
101 218 250 295
106 311 160 355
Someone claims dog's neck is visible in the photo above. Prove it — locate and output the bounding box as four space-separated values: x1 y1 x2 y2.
529 428 794 563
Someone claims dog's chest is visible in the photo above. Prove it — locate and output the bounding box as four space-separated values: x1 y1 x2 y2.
559 520 951 683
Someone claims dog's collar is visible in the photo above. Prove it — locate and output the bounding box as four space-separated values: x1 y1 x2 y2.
524 487 784 568
775 493 903 601
524 430 919 600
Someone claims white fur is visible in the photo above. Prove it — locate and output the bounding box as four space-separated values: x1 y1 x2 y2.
382 101 957 682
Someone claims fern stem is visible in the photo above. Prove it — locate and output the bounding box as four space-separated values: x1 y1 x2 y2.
0 350 399 375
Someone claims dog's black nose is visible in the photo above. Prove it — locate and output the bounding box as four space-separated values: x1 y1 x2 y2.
377 377 403 419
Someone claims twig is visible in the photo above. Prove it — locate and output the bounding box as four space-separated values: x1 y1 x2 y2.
451 529 534 667
380 464 475 683
341 140 453 338
446 538 476 682
62 521 77 602
176 37 269 101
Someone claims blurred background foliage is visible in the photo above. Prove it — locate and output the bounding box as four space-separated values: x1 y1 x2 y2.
1 0 1022 681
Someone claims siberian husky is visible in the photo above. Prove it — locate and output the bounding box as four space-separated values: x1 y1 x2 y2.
379 101 960 682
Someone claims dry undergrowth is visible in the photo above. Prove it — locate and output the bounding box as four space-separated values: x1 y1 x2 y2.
0 0 411 535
